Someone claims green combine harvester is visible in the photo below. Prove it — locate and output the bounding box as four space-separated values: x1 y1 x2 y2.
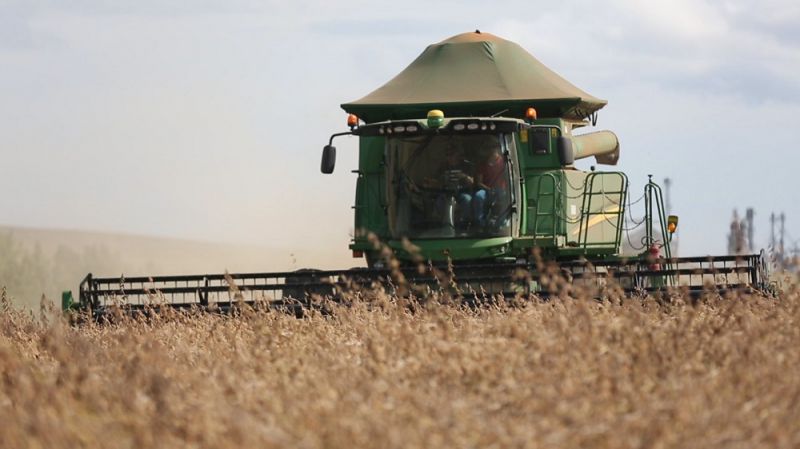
64 31 768 319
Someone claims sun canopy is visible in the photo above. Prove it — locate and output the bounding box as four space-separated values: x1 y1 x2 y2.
342 31 606 123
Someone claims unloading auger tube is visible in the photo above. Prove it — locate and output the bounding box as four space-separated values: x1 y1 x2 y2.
62 253 770 321
572 131 620 165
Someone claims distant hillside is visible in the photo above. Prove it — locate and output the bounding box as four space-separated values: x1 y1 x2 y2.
0 226 358 309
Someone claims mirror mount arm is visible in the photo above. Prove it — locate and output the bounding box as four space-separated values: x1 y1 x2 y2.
328 131 353 146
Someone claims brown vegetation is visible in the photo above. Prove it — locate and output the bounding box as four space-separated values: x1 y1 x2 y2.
1 288 799 448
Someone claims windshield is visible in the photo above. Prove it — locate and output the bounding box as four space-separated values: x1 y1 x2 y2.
387 133 514 239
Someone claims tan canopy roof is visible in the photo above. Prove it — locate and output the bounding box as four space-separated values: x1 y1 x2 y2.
343 31 606 123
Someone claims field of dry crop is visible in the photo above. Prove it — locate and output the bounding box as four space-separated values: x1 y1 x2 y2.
1 287 799 449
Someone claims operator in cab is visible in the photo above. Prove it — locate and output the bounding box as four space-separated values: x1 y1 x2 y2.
421 145 476 231
473 141 510 230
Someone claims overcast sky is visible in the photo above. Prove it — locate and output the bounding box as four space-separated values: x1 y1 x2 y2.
1 0 799 261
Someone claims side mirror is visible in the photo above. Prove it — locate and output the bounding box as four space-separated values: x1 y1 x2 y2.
557 136 574 165
321 145 336 174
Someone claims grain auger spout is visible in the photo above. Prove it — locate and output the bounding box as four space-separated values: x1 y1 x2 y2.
572 130 620 166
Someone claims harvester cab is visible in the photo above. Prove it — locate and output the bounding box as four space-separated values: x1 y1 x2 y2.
323 110 627 265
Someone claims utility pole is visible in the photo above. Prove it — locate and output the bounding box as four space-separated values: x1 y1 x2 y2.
663 177 672 215
745 208 754 252
770 212 776 251
728 209 746 255
780 213 785 258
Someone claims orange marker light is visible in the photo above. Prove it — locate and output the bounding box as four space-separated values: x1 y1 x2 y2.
352 250 364 258
667 215 679 234
347 114 359 127
525 107 538 121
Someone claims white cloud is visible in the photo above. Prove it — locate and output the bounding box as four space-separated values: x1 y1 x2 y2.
613 0 729 41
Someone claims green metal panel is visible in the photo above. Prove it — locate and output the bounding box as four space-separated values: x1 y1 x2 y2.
61 290 75 311
389 237 513 262
351 136 388 250
518 118 563 170
525 171 561 244
517 119 568 248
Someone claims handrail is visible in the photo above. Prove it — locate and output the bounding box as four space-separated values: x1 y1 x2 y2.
531 172 560 246
577 172 628 250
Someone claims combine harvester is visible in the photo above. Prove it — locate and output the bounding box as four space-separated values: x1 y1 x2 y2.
64 31 769 319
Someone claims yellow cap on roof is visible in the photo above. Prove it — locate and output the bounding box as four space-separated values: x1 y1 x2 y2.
427 109 444 128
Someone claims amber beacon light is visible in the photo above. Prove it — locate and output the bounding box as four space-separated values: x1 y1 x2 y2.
667 215 679 234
